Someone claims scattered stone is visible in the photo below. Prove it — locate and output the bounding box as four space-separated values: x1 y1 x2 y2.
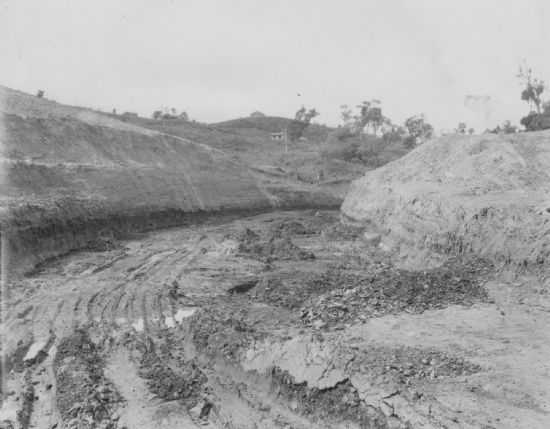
189 400 212 420
363 232 382 246
23 337 51 363
312 320 327 330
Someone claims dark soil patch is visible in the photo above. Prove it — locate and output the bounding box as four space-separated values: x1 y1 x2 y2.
301 258 492 327
189 307 262 361
249 270 340 310
85 234 119 252
227 278 259 294
271 368 403 429
133 334 207 407
16 372 34 429
53 330 121 428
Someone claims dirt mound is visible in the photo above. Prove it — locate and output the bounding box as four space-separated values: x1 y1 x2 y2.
235 227 315 262
342 131 550 270
131 335 208 407
0 86 339 274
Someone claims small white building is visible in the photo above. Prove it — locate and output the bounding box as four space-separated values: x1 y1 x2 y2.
270 131 286 141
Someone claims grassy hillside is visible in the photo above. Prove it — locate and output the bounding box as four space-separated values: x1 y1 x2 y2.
116 114 370 187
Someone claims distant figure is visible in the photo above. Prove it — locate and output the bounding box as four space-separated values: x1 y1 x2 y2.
36 89 44 98
112 108 117 115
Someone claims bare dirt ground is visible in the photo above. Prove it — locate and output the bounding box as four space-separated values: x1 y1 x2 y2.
2 210 549 428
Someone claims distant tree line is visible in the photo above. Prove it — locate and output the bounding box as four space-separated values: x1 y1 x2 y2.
339 99 434 148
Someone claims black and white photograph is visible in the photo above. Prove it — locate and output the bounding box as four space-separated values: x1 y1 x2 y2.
1 1 549 428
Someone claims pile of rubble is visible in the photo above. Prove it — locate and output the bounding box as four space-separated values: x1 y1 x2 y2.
300 258 491 328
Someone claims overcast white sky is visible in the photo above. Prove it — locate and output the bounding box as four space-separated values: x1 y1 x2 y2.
1 0 549 132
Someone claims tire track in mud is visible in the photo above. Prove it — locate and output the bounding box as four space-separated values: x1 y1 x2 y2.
71 296 82 329
79 247 177 328
120 238 205 332
49 299 65 335
86 289 102 322
99 281 131 325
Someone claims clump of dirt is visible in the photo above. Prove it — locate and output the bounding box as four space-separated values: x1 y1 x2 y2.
227 277 259 294
133 335 208 408
189 307 262 361
271 368 402 429
301 258 491 327
272 220 309 235
236 227 315 262
85 233 119 252
233 227 261 245
263 235 315 261
250 271 341 310
53 330 122 429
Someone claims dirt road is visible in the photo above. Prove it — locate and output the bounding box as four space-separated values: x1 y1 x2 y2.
1 210 549 428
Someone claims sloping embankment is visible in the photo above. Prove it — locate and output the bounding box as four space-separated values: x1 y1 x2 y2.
0 86 340 274
341 131 550 270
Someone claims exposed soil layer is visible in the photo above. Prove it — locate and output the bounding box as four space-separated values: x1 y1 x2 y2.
272 369 395 429
132 334 208 407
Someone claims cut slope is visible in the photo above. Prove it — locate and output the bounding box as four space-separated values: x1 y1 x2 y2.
341 131 550 270
0 86 339 274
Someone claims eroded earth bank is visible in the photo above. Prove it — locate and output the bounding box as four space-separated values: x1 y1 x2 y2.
2 210 550 429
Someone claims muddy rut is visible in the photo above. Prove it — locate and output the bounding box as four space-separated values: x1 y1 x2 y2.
1 210 550 429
